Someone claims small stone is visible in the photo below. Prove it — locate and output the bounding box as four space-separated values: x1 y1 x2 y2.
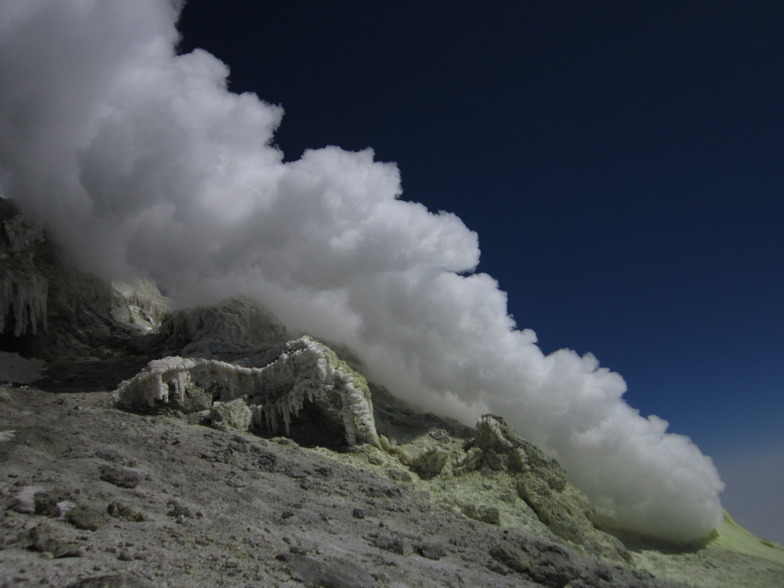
257 453 277 469
99 465 142 489
118 550 134 561
284 467 309 479
65 573 153 588
66 505 106 531
107 502 145 522
29 522 82 558
352 508 366 520
385 469 412 483
226 477 246 488
410 447 450 480
489 542 533 573
34 490 72 516
288 554 377 588
167 502 194 520
95 450 138 467
429 428 450 442
459 503 501 525
372 535 412 556
210 399 252 432
416 543 446 561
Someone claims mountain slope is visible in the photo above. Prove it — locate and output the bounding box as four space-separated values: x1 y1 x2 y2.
1 201 782 586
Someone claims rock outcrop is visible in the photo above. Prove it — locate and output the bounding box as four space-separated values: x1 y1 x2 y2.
460 415 630 562
0 200 160 388
0 200 48 338
157 295 288 358
110 280 171 333
113 336 381 448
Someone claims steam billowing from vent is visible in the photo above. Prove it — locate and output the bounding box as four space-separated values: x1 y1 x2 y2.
0 0 723 540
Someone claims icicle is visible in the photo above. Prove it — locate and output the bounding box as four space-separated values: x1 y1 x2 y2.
112 337 381 447
0 271 48 336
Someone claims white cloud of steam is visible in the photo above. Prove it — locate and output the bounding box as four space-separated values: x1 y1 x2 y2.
0 0 724 541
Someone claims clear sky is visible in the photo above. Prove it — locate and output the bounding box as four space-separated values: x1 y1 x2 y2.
175 1 784 542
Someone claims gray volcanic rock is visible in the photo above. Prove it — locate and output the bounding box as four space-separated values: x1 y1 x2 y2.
1 387 690 587
158 295 289 359
2 387 782 587
466 415 630 562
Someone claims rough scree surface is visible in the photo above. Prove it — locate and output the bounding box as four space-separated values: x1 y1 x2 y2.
1 388 781 587
0 388 667 587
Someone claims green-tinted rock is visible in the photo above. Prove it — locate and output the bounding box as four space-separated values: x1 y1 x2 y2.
210 398 252 432
66 505 107 531
29 521 82 558
107 501 146 522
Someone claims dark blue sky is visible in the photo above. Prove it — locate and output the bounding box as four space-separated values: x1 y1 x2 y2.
179 1 784 540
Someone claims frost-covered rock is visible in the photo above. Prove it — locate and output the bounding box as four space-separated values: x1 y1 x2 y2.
0 271 47 336
111 280 171 333
160 296 288 357
0 199 128 368
0 207 48 336
210 399 252 432
113 336 380 447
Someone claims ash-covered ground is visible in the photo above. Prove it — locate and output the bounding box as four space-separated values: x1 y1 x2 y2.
1 384 783 587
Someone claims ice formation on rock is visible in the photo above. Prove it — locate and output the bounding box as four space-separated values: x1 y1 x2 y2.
0 272 48 336
113 336 380 447
0 212 48 337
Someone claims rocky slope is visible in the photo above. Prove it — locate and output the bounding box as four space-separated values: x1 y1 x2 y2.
1 201 783 587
